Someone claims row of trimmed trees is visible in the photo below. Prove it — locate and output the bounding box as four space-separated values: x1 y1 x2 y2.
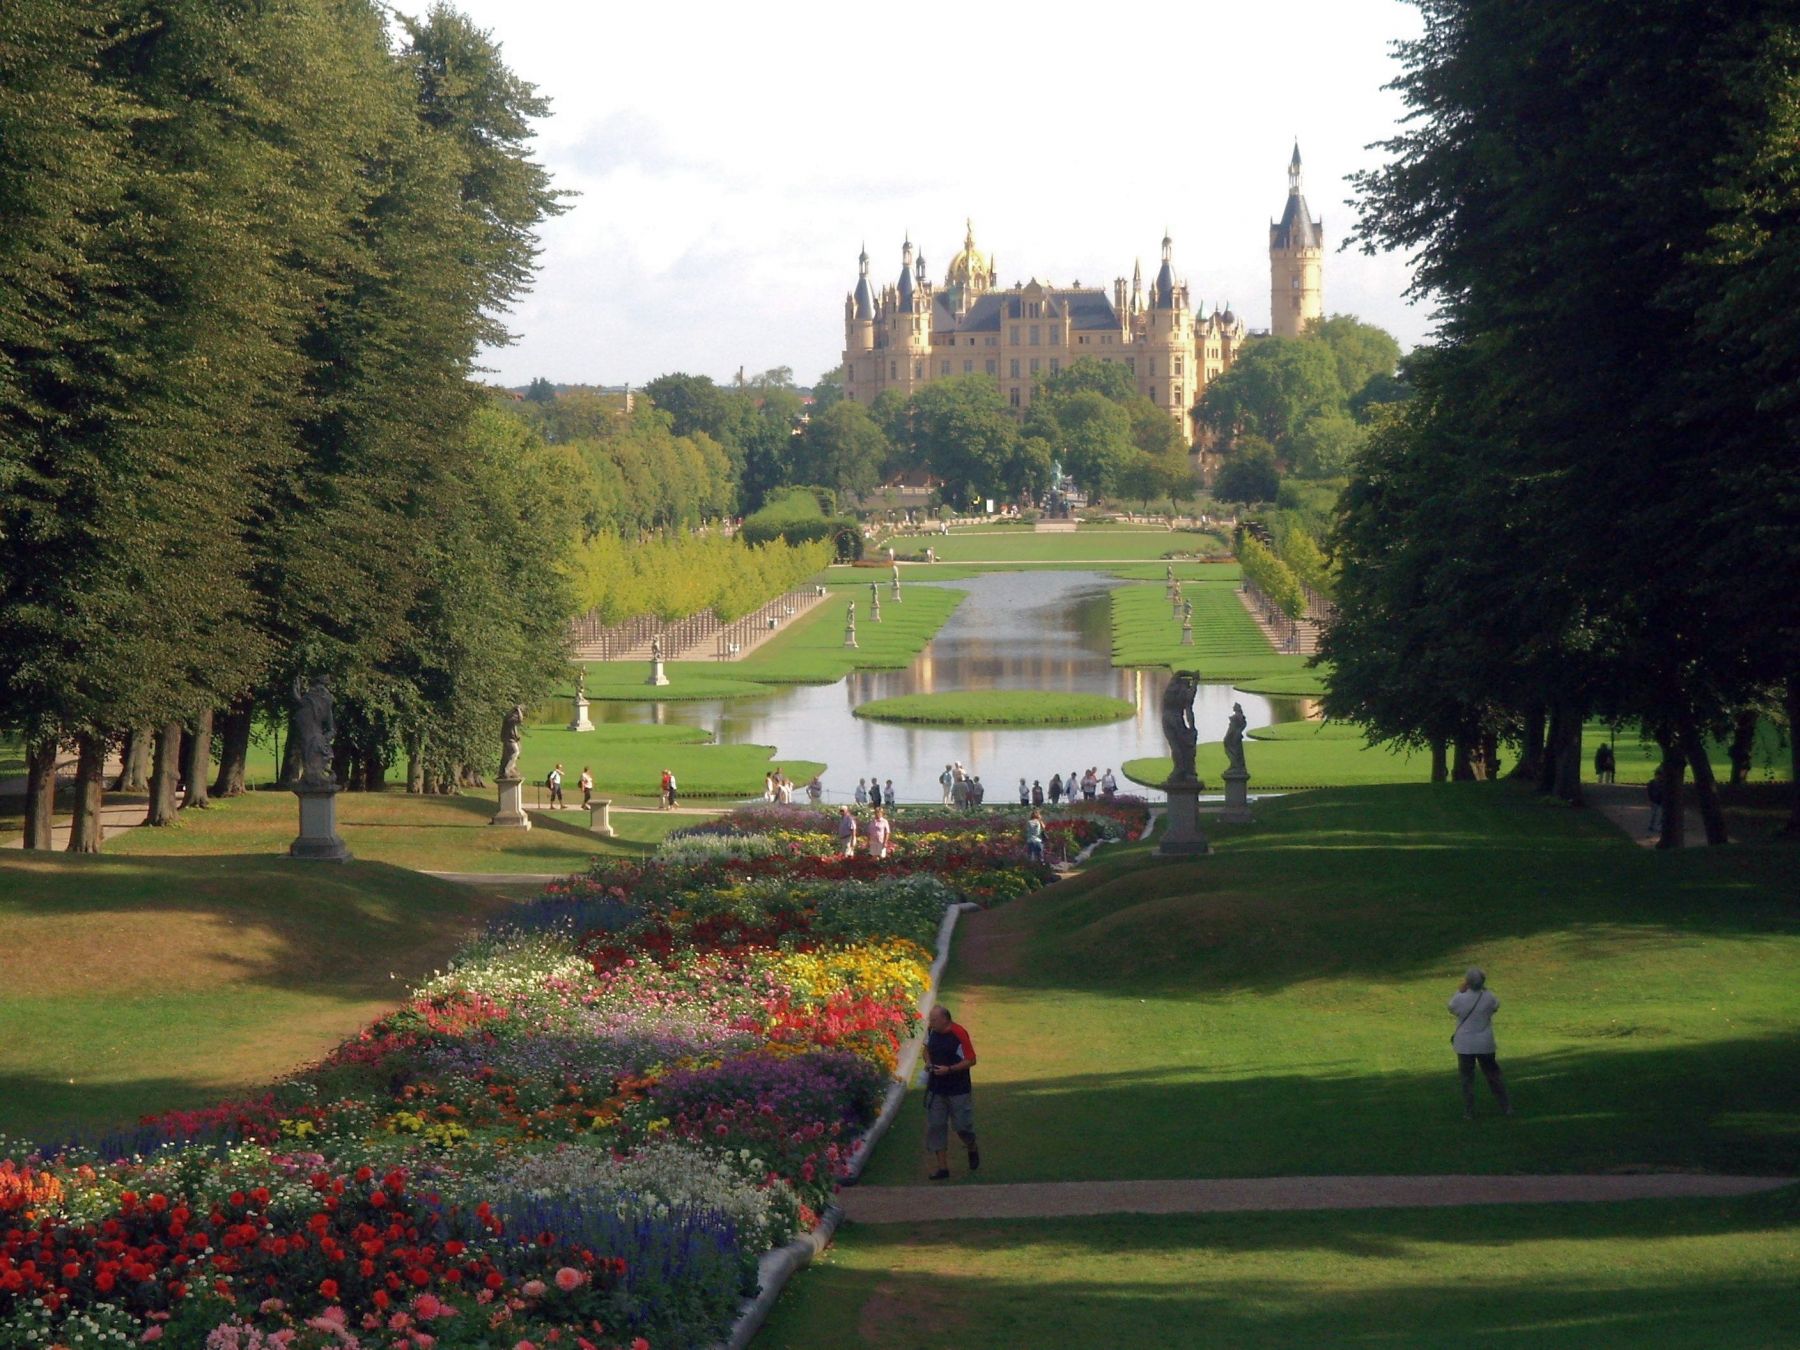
1 0 568 847
1319 0 1799 839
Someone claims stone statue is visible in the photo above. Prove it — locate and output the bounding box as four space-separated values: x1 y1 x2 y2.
1183 599 1194 621
1224 702 1248 776
291 675 336 787
499 703 525 780
575 668 586 699
869 581 879 604
847 600 856 623
650 634 663 662
1161 671 1200 783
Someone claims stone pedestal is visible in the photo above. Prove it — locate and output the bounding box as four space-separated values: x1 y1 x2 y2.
645 659 669 687
290 783 352 862
844 622 858 649
1157 779 1211 856
871 598 882 623
1221 768 1254 824
490 775 531 829
1181 620 1194 646
568 694 594 732
588 797 615 837
891 579 902 602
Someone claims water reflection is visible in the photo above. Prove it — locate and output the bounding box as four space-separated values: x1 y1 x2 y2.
552 571 1310 803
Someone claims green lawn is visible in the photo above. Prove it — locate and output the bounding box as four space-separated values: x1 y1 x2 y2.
901 525 1227 564
859 784 1798 1186
1111 579 1317 686
853 692 1135 727
761 1191 1800 1349
579 583 964 697
0 852 522 1139
104 785 693 873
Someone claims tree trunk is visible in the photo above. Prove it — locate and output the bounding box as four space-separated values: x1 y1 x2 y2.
363 751 385 792
279 708 304 787
23 739 59 850
1678 715 1730 845
406 739 425 794
1725 709 1757 788
1552 711 1584 804
1429 738 1448 783
213 697 253 797
1656 738 1686 850
1538 706 1563 795
146 721 183 826
1452 737 1477 781
177 728 194 793
1786 672 1800 837
1480 730 1500 780
116 727 151 792
182 708 213 810
1512 704 1545 781
67 731 107 852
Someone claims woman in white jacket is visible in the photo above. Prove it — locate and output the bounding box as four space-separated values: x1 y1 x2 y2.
1448 967 1512 1119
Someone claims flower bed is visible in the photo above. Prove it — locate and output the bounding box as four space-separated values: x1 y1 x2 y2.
0 798 1147 1348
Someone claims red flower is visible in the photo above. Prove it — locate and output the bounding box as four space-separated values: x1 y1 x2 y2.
319 1278 339 1299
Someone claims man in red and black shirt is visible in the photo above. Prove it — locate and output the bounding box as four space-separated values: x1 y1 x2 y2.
924 1004 979 1180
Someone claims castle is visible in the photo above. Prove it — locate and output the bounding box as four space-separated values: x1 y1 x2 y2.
840 145 1324 435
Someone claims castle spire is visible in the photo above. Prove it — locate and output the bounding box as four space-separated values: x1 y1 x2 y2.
1289 140 1303 194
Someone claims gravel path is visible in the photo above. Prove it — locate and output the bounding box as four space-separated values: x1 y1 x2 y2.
839 1173 1792 1224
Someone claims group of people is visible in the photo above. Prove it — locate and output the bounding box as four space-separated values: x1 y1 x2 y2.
835 803 895 858
764 770 823 804
854 776 898 807
936 763 988 808
544 763 594 809
1017 767 1116 807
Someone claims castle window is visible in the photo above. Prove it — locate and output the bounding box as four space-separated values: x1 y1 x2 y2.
1292 277 1299 290
1010 387 1021 407
1175 356 1184 375
1050 358 1060 375
1029 326 1040 346
890 361 897 379
1126 358 1136 375
914 360 923 378
1010 326 1020 344
940 360 950 376
1150 386 1157 403
1149 358 1157 377
986 336 997 346
1078 336 1087 345
1174 383 1183 403
1030 358 1040 375
1050 328 1060 346
986 358 997 375
967 338 975 346
1102 334 1113 345
1010 358 1020 378
964 360 973 373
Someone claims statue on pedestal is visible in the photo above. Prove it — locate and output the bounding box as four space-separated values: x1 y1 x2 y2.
575 668 586 700
1161 671 1200 783
650 634 663 663
1224 702 1248 776
292 675 337 787
499 703 525 780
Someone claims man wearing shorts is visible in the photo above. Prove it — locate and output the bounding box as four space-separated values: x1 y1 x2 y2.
924 1004 979 1180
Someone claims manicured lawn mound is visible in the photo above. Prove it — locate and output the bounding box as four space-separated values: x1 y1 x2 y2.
859 783 1799 1186
1111 580 1312 682
1124 731 1428 789
107 786 692 872
758 1190 1800 1349
908 525 1226 564
0 854 510 1137
1233 669 1329 696
853 692 1135 727
1248 717 1365 740
577 671 776 700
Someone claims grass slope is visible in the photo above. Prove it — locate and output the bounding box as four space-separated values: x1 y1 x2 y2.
1111 580 1318 689
853 692 1135 727
0 853 518 1138
105 788 692 873
904 526 1226 564
760 1191 1800 1349
861 784 1798 1185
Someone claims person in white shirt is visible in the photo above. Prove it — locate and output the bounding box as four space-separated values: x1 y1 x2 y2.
1448 967 1511 1119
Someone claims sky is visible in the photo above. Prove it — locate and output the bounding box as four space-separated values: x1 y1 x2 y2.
449 0 1431 389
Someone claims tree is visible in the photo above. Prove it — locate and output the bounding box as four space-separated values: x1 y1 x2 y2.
1312 315 1402 404
1212 440 1280 504
1035 357 1138 405
796 400 889 501
907 376 1020 508
1289 410 1366 478
524 376 556 403
1196 337 1342 452
1052 392 1137 502
810 366 845 415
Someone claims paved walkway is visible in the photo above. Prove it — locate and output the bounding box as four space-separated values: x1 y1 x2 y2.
839 1173 1791 1224
424 871 564 887
1236 585 1323 656
2 796 149 851
1586 782 1703 848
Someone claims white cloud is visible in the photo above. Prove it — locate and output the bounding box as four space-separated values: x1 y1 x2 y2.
454 0 1430 385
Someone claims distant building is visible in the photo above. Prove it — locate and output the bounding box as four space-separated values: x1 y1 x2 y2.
840 147 1324 434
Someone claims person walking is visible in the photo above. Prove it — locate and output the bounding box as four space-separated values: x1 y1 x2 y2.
855 778 869 807
1031 780 1045 807
837 804 859 857
1024 808 1046 863
1048 772 1063 804
806 775 823 804
870 777 884 808
578 766 593 809
1019 777 1031 806
884 777 896 807
764 771 776 803
869 806 893 860
1448 967 1511 1119
923 1004 979 1180
661 769 679 810
939 764 955 806
547 763 565 809
1082 768 1098 801
1101 767 1117 799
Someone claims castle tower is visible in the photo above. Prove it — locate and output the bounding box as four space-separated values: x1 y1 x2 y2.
889 235 933 394
1142 233 1193 420
1269 142 1323 337
841 244 878 404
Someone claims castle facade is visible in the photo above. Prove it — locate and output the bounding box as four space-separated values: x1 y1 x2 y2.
841 147 1325 436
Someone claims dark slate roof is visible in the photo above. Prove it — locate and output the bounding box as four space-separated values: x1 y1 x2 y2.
853 275 874 320
1153 258 1177 309
897 262 914 304
1272 192 1322 249
935 289 1120 335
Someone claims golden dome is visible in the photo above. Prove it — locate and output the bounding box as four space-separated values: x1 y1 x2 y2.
944 218 994 294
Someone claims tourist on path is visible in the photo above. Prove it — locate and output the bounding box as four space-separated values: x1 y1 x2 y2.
1019 778 1031 806
1048 773 1063 804
1024 809 1046 863
1646 773 1666 833
661 769 678 810
855 778 869 806
764 772 776 803
870 777 884 808
1031 780 1045 807
578 766 593 809
1448 967 1511 1119
1082 768 1098 800
806 775 823 804
939 765 955 806
924 1004 979 1180
885 777 896 807
1101 768 1117 799
1594 743 1615 784
548 763 565 809
837 805 858 857
869 806 892 859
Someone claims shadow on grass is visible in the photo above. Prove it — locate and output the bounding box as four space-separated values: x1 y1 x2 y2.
764 1187 1800 1349
867 1034 1800 1183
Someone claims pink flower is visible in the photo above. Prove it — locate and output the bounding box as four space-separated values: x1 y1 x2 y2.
140 1330 162 1344
260 1300 286 1314
412 1293 443 1320
522 1280 547 1298
514 1342 537 1350
554 1267 584 1292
